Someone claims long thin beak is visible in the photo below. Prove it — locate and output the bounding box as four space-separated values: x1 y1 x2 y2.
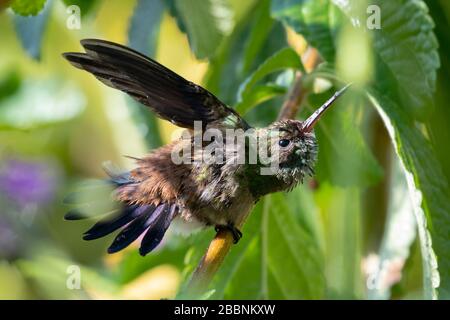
301 83 352 132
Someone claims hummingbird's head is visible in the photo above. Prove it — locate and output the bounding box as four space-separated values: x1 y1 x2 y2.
261 84 352 191
265 119 318 188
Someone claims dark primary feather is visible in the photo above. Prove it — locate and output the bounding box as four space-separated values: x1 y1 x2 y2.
83 204 147 241
139 204 178 256
63 39 248 129
107 204 170 254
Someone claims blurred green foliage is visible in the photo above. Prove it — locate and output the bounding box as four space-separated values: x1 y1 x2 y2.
0 0 448 300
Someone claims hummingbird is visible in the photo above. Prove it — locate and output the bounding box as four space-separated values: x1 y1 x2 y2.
63 39 350 256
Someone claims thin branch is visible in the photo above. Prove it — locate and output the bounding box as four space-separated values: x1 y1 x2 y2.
186 48 321 296
278 48 321 120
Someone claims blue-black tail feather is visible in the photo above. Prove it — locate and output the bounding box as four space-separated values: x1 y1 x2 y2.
139 204 178 256
83 205 147 241
64 166 177 255
107 204 163 253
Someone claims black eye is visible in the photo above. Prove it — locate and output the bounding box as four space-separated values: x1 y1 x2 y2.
278 139 290 147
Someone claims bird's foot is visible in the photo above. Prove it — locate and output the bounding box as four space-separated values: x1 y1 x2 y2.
215 223 242 244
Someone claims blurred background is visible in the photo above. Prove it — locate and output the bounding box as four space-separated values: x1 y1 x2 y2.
0 0 449 300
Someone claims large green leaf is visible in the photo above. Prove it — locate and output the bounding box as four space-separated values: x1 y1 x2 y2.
333 0 439 120
369 92 449 299
171 0 234 59
275 0 439 120
277 0 444 297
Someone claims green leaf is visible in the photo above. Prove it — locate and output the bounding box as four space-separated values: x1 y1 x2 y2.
128 0 165 57
172 0 234 59
236 47 303 114
265 193 325 298
334 0 440 120
10 0 47 16
235 84 286 115
271 0 342 62
13 0 51 60
368 92 450 299
277 0 444 297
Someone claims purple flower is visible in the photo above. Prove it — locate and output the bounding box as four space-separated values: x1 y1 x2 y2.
0 159 58 207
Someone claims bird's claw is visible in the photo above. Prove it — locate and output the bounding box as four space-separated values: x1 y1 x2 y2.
215 223 242 244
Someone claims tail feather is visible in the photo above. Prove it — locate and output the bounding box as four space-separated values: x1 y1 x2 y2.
64 162 178 255
139 204 178 256
83 205 147 241
107 204 168 254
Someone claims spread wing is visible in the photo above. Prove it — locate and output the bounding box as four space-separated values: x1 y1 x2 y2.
63 39 249 130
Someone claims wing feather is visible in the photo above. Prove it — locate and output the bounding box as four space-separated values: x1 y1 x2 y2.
63 39 248 129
